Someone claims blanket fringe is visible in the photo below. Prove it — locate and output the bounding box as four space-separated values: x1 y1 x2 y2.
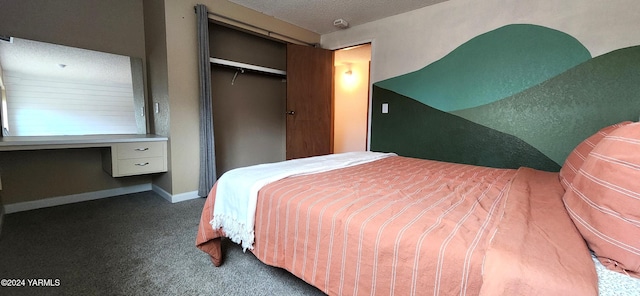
210 215 255 251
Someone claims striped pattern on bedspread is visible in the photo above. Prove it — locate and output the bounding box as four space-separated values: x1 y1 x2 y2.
251 156 516 296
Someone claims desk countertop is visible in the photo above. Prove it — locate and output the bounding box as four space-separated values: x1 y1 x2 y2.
0 134 168 151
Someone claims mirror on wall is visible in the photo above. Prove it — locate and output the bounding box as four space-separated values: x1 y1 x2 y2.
0 37 146 137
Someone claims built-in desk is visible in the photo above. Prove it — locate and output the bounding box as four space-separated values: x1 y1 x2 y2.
0 134 168 177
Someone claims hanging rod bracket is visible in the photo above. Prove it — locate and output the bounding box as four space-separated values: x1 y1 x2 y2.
231 68 245 85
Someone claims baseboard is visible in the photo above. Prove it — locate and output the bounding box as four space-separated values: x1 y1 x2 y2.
4 184 152 214
152 185 200 203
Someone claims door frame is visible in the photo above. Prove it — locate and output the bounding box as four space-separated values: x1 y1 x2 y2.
328 40 374 151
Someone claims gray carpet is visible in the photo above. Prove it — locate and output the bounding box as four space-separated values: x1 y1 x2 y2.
0 191 326 296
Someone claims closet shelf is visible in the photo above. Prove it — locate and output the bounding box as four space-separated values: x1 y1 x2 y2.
210 57 286 76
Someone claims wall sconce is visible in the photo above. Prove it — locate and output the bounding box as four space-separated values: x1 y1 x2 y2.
343 67 356 87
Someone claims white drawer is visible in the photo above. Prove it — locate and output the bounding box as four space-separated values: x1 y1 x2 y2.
116 157 166 176
101 140 168 177
116 141 165 159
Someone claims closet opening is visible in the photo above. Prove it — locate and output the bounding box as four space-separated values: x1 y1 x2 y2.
209 22 287 177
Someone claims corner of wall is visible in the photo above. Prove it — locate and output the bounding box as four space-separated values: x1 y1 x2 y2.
152 183 199 203
143 0 174 195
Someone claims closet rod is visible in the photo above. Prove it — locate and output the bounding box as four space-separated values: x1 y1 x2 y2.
210 57 286 76
201 9 317 47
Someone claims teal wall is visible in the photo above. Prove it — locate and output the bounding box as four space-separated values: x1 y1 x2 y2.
372 24 640 171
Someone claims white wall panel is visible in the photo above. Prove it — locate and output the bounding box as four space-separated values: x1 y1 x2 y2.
4 71 136 136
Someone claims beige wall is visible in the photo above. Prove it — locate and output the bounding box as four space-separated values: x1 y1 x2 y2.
0 0 149 204
0 0 319 204
0 0 145 58
0 150 150 204
0 0 319 205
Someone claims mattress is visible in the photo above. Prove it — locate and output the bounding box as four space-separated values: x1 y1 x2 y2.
197 155 598 295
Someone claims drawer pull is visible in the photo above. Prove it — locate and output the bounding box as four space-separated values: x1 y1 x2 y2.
134 148 149 151
135 162 150 166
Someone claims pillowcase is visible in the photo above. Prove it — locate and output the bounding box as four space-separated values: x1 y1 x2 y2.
562 122 640 278
559 121 632 190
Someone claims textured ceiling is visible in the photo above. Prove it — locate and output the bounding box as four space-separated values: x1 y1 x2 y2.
228 0 449 35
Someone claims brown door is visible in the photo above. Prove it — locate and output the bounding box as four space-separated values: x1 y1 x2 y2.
286 44 334 160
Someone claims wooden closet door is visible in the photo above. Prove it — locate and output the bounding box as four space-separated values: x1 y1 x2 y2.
286 44 334 160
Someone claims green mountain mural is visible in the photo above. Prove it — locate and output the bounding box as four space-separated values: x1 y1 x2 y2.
371 23 640 171
375 24 591 112
371 86 560 171
452 46 640 165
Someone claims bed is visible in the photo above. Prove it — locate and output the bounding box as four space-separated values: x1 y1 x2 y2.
196 121 640 295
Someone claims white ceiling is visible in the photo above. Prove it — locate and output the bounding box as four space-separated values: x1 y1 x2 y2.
228 0 449 35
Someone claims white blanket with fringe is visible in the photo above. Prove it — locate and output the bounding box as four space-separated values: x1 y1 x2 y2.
210 151 396 251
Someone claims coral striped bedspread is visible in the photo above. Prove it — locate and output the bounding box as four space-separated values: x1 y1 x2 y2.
196 155 597 295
